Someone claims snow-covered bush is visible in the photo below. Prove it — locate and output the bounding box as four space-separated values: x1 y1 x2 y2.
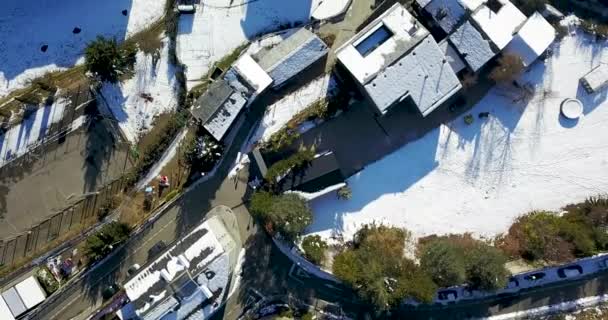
301 235 328 265
185 135 224 173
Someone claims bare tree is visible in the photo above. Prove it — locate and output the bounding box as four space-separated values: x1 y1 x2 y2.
489 53 525 84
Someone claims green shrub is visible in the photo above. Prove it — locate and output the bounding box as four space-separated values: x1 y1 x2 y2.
36 266 59 294
249 192 313 241
464 243 509 290
337 185 352 200
85 36 137 82
84 222 131 263
419 239 466 287
333 224 436 310
301 235 328 265
264 146 315 184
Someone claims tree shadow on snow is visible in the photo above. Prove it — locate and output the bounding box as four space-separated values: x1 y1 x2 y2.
0 0 134 83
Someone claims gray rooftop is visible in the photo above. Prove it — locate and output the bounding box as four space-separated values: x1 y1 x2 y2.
255 28 328 88
449 20 496 72
191 80 234 124
191 79 249 141
364 35 462 116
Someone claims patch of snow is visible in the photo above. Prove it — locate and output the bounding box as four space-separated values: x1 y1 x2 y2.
0 93 82 169
305 31 608 243
99 38 179 143
228 249 246 297
247 74 337 148
0 0 165 97
136 127 188 190
487 293 608 319
312 0 352 20
176 0 314 84
286 182 347 201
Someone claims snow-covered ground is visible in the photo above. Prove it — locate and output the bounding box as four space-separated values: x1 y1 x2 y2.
250 74 337 145
99 38 179 143
227 74 337 178
311 0 352 20
0 93 86 169
176 0 314 84
305 29 608 242
0 0 165 97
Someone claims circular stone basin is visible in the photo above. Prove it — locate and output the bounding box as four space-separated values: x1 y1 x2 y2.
561 98 583 119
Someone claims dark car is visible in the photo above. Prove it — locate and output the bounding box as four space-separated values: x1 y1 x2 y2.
523 272 546 281
557 265 583 278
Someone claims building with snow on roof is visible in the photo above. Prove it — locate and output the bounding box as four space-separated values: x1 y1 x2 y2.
191 27 328 142
0 275 47 320
118 210 239 320
252 28 329 90
417 0 555 73
336 3 462 117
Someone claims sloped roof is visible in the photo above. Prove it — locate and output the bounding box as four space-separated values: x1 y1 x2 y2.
449 20 496 72
191 80 234 124
203 91 247 141
471 0 526 49
364 35 462 116
438 39 466 73
504 12 555 66
424 0 468 34
256 28 328 88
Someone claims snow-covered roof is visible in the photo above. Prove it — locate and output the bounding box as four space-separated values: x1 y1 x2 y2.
471 0 527 49
336 3 430 84
449 20 496 72
203 91 248 141
233 54 272 94
0 296 15 320
123 220 227 319
438 39 466 73
581 64 608 93
14 276 46 309
364 35 462 116
504 12 556 67
2 287 26 317
191 79 249 141
256 28 328 89
423 0 468 34
418 0 486 34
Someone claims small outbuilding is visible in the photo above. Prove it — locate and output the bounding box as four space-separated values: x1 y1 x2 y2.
580 64 608 93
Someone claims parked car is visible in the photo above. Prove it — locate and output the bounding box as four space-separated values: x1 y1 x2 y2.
557 265 583 279
523 272 546 281
437 289 458 301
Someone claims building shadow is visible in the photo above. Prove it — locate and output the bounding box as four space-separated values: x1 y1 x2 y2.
0 0 134 86
239 0 312 40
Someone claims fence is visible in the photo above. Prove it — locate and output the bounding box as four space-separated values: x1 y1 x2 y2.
0 177 126 276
